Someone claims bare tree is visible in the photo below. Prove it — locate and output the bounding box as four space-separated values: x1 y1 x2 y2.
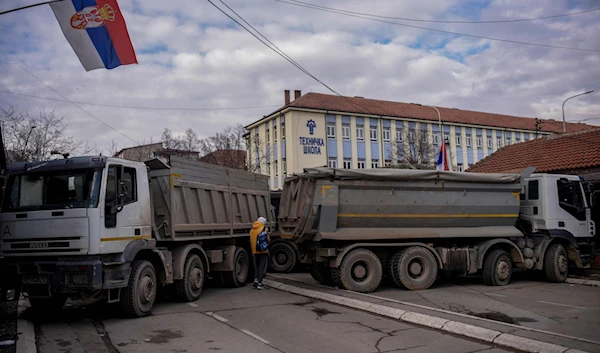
0 106 91 163
389 127 436 170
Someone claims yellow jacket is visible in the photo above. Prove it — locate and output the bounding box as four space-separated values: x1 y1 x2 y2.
249 221 270 255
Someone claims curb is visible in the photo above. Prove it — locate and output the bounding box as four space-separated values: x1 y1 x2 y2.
566 278 600 287
16 319 36 353
264 279 590 353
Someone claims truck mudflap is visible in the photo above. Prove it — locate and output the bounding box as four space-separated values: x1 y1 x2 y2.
4 258 103 295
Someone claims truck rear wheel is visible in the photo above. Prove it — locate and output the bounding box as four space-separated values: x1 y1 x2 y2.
269 241 297 273
340 248 382 293
390 247 438 291
544 243 568 283
222 247 249 288
175 254 205 302
309 263 333 286
483 249 512 286
122 260 157 318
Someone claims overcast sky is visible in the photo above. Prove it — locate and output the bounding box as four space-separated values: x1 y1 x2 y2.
1 0 599 153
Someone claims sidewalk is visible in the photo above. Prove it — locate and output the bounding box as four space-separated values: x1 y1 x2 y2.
265 274 600 353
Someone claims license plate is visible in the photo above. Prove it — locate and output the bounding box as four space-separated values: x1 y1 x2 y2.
22 275 49 285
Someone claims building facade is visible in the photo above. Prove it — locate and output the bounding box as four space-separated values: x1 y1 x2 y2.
246 91 593 190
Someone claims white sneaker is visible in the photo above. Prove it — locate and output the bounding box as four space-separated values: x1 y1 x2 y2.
253 279 259 288
256 283 264 290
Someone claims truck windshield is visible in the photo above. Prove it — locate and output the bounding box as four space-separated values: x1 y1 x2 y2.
2 168 102 212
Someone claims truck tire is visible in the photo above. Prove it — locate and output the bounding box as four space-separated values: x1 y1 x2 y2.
122 260 157 318
175 254 205 302
544 243 568 283
340 248 382 293
330 267 345 289
222 247 250 288
390 247 438 291
308 263 333 286
483 249 512 286
29 294 67 312
269 241 297 273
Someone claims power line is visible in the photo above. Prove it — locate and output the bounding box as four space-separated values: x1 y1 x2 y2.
575 113 600 123
0 0 64 16
0 89 280 111
208 0 371 114
0 57 137 144
283 0 600 24
275 0 600 53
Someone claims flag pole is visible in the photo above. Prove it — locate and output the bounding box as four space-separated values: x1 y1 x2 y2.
0 0 65 16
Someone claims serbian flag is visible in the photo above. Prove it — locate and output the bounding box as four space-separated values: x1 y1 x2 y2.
436 143 452 171
50 0 137 71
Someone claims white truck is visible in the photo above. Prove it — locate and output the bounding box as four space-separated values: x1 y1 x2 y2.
0 155 274 316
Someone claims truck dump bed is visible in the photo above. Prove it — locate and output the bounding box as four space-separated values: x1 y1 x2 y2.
278 168 524 243
147 156 274 241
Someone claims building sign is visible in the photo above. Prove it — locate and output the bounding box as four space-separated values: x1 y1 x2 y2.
299 137 324 154
307 119 316 135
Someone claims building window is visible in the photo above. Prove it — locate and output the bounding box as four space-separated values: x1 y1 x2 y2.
342 124 350 140
457 164 464 172
281 122 285 139
383 128 391 142
456 135 462 147
497 137 502 148
273 125 277 142
356 126 364 140
283 159 287 175
357 159 366 169
516 138 521 144
487 138 492 149
408 129 415 143
524 135 529 142
433 133 440 145
371 159 379 169
476 136 482 148
444 133 450 144
327 123 336 138
384 160 392 167
466 135 472 147
266 129 270 143
396 130 403 143
506 137 511 145
328 158 337 168
370 127 378 141
274 160 278 177
343 158 352 169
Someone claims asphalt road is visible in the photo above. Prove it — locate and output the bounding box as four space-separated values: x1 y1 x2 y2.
275 271 600 345
27 284 516 353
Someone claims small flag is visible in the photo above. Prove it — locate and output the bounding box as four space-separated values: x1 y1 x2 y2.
50 0 137 71
436 143 452 171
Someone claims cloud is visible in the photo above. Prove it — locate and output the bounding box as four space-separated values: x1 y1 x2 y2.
0 0 598 155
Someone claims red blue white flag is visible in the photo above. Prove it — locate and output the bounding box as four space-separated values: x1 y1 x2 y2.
436 143 452 171
50 0 137 71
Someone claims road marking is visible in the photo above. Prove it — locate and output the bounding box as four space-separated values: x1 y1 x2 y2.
241 329 270 345
188 302 198 308
206 312 228 322
537 301 585 309
486 293 506 297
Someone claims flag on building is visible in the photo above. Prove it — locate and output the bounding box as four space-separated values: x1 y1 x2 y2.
436 143 452 171
50 0 137 71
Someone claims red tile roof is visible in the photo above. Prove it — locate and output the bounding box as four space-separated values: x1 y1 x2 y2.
467 128 600 173
258 93 595 133
199 149 247 169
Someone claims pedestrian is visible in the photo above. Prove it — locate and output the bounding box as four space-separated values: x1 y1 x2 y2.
250 216 270 290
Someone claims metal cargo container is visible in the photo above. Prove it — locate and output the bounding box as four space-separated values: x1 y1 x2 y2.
279 168 524 243
147 156 275 241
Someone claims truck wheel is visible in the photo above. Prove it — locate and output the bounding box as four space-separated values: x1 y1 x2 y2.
222 247 250 288
340 248 382 293
269 241 297 273
544 243 568 283
390 247 438 291
308 263 333 286
122 260 157 318
483 249 512 286
175 254 205 302
29 294 67 312
330 267 345 289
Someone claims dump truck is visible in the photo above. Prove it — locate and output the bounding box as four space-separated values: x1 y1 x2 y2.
0 155 274 316
278 168 596 292
268 191 300 273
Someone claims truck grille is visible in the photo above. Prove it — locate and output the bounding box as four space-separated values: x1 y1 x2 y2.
2 237 87 255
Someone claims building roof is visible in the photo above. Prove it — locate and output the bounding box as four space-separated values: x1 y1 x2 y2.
199 149 246 169
250 93 595 133
467 128 600 174
114 142 163 157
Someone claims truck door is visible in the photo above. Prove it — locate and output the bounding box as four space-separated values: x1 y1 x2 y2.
102 164 143 251
556 179 590 238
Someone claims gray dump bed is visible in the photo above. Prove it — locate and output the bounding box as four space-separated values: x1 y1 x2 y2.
147 156 274 241
278 168 524 243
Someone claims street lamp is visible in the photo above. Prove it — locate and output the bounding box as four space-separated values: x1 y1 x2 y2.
562 90 594 133
426 105 442 142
